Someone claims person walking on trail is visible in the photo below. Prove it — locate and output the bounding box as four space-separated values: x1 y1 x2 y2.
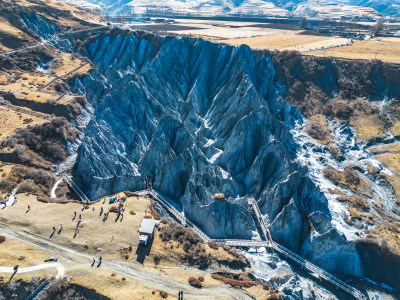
52 226 56 231
60 224 63 230
73 211 76 220
100 207 103 216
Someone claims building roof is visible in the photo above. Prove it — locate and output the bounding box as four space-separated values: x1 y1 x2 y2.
139 218 157 234
139 235 148 242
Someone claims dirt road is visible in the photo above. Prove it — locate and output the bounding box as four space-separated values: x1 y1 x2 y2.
0 222 255 299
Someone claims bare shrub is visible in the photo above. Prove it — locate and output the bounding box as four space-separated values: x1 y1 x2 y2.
149 198 161 220
344 167 360 185
198 276 204 282
306 120 330 141
208 241 219 250
0 235 5 243
1 118 78 163
211 273 257 288
334 100 353 119
29 275 40 288
159 290 168 298
188 276 202 287
159 222 210 267
17 180 39 194
109 206 118 213
153 254 161 265
337 195 369 212
54 82 66 93
37 277 83 300
323 167 342 185
0 179 13 193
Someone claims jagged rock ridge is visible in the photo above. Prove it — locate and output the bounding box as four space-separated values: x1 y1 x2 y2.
70 31 361 277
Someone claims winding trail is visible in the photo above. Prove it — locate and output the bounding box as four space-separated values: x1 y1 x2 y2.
0 262 65 278
51 178 63 199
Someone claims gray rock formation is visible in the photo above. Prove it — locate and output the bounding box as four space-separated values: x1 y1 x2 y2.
70 31 360 278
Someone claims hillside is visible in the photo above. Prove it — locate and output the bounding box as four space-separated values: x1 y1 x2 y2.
70 0 400 17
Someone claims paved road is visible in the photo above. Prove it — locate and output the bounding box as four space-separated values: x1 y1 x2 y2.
0 222 255 299
0 262 65 278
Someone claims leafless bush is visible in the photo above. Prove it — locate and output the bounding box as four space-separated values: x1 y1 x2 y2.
159 290 168 298
188 276 202 287
29 276 40 288
37 277 84 300
149 198 161 220
337 195 369 212
159 222 210 267
208 241 219 250
323 167 342 185
0 179 13 193
306 120 330 141
344 167 360 185
2 118 78 162
153 254 161 265
331 100 353 119
0 235 5 243
17 180 39 194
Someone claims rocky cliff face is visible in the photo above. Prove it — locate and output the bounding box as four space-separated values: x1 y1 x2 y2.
69 30 364 277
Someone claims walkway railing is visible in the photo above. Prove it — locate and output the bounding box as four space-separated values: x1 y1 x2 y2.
61 173 90 204
138 188 367 300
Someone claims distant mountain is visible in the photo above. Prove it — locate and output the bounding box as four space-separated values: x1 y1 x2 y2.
349 0 400 16
75 0 399 17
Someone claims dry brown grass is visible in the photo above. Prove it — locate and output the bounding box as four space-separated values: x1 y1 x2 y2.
348 207 374 225
370 142 400 203
306 114 333 145
365 224 400 255
305 37 400 64
349 99 386 141
0 107 47 141
323 166 372 197
220 34 343 51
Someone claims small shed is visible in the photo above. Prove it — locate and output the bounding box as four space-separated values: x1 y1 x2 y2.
138 218 158 239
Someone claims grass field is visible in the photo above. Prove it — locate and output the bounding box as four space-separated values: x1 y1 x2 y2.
305 37 400 64
219 34 348 51
0 106 47 140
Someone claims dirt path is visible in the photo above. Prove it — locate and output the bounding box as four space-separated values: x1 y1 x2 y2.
0 222 255 299
0 262 65 278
